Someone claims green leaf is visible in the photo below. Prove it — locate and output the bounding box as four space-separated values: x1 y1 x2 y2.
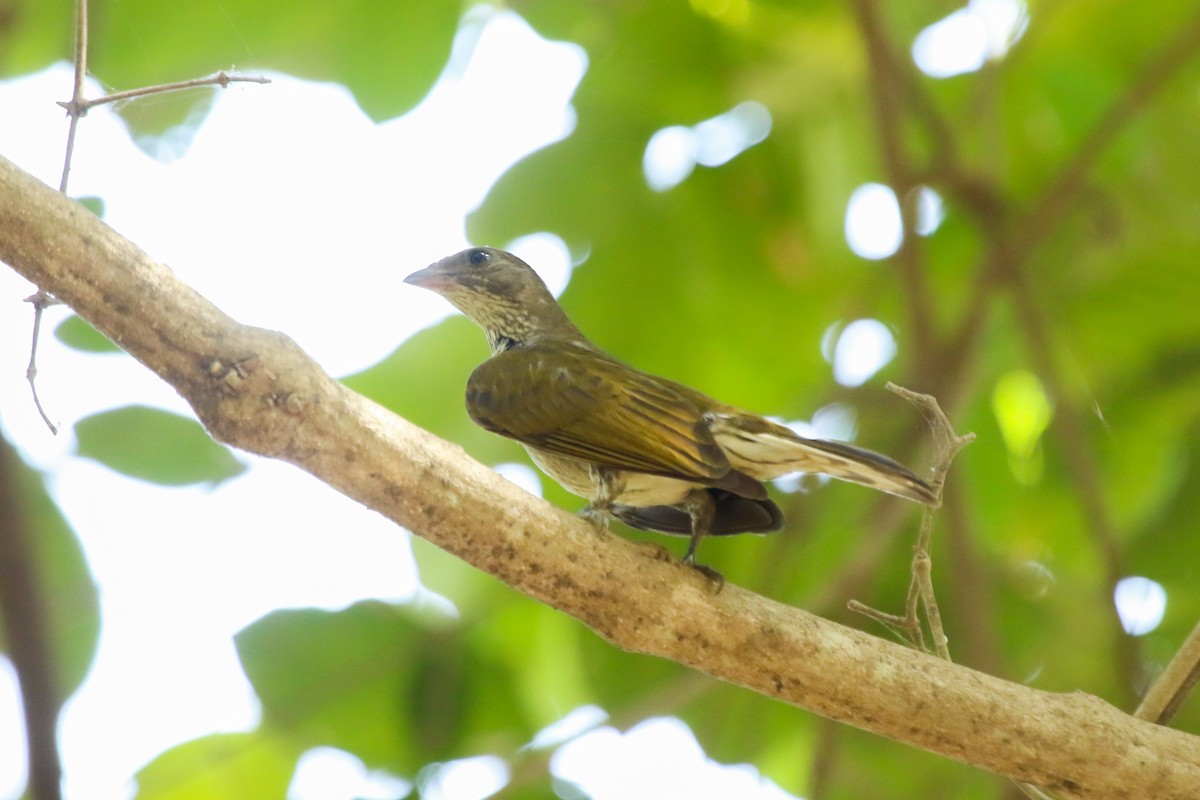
134 732 298 800
0 0 73 76
0 439 100 699
3 2 460 153
74 405 246 486
55 315 122 354
75 196 106 218
85 0 461 145
236 601 535 775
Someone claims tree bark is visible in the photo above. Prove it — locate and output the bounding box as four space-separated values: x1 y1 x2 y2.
2 153 1198 799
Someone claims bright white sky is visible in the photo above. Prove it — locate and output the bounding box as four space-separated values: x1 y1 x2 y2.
6 4 1164 800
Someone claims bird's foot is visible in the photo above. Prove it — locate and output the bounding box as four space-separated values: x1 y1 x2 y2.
682 555 725 593
577 505 611 532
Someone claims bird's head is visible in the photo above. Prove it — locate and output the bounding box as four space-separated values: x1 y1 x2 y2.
404 247 581 353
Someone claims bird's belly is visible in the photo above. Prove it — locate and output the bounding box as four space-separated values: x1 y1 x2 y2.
525 448 697 506
609 472 698 505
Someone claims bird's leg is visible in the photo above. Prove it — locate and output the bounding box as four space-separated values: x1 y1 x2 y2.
682 489 723 589
578 466 622 530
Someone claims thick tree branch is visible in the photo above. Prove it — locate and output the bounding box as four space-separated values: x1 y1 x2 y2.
1 154 1198 799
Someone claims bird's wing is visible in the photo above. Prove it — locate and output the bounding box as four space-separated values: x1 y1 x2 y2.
466 347 738 486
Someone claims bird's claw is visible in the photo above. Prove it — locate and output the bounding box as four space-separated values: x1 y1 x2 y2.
682 555 725 593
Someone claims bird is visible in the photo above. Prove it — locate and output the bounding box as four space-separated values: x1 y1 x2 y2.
404 247 937 582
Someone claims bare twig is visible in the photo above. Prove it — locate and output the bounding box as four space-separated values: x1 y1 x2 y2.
58 0 89 194
56 1 269 188
849 384 974 659
57 70 271 118
37 1 271 436
23 293 61 435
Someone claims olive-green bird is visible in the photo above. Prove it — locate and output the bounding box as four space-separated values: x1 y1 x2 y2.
405 247 936 580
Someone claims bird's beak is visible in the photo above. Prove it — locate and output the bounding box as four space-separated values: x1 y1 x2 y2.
403 262 451 292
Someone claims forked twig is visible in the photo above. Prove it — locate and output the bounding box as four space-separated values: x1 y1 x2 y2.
57 70 271 118
849 383 974 660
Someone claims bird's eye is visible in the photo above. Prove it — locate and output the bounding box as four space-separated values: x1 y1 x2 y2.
467 248 491 266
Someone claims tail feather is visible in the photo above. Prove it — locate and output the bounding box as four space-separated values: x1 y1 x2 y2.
710 414 937 505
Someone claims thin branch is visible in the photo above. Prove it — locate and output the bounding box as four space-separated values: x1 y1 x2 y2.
57 70 271 118
849 384 974 660
58 0 89 194
23 292 61 435
3 154 1200 798
850 0 936 361
1011 8 1200 263
1136 620 1200 725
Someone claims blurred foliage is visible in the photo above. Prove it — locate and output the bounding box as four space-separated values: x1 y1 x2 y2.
0 438 100 700
55 314 120 353
5 0 1200 799
0 0 460 144
133 732 297 800
74 405 246 486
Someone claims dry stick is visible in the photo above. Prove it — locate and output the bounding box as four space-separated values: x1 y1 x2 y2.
848 385 974 659
1136 620 1200 725
56 2 269 186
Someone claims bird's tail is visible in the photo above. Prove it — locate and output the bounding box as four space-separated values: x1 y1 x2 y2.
710 413 937 505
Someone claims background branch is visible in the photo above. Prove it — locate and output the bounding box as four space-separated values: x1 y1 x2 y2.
0 437 62 800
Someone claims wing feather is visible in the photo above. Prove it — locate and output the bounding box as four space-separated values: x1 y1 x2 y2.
466 347 732 484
